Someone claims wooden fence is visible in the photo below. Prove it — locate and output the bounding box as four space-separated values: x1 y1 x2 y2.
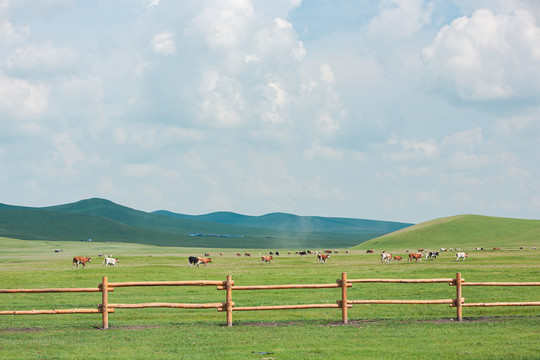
1 273 538 328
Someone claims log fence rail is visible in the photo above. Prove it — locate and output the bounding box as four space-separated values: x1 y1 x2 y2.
1 273 538 328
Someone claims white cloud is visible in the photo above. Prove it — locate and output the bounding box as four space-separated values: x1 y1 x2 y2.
0 76 49 118
151 31 175 55
303 141 343 161
319 64 335 83
423 8 540 102
5 44 78 77
52 132 85 167
0 1 30 44
368 0 433 39
188 0 254 48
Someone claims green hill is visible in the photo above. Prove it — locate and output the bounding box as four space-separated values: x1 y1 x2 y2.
153 210 411 235
352 214 540 251
0 198 410 249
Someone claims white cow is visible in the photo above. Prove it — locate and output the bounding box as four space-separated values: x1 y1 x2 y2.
103 257 119 267
380 252 392 263
455 252 468 261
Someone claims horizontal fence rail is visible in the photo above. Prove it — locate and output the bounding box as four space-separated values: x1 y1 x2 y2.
1 273 538 328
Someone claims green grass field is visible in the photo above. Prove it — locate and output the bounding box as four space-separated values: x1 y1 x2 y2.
1 237 539 359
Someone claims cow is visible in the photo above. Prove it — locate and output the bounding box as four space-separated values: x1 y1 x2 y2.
408 253 422 262
493 247 500 250
317 254 330 263
103 257 119 267
346 250 349 254
366 249 374 254
426 251 439 260
72 257 91 269
54 249 63 253
455 252 468 261
235 253 242 257
299 251 307 256
244 252 251 257
196 257 212 267
440 248 447 252
380 252 392 263
418 249 425 252
204 252 210 257
533 247 537 250
275 251 280 256
188 256 199 267
324 250 332 254
219 252 224 256
393 255 402 262
260 255 273 264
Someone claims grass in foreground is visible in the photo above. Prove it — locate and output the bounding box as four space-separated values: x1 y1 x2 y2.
1 237 539 359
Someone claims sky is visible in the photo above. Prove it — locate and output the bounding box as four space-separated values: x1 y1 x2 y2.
1 0 540 224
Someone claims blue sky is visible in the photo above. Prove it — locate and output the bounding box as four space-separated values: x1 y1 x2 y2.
1 0 539 223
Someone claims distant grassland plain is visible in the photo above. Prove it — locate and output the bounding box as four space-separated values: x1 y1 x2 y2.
0 229 538 360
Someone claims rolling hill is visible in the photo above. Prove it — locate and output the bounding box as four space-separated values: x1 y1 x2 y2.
0 198 413 249
352 214 540 251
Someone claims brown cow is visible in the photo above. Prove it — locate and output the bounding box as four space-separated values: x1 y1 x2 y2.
408 253 422 262
317 254 330 263
196 257 212 267
366 249 374 253
244 252 251 257
393 255 403 262
260 255 273 264
72 256 91 269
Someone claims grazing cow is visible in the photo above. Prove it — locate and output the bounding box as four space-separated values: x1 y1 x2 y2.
288 251 291 255
72 257 91 269
244 252 251 257
317 254 330 263
54 249 63 253
324 250 332 254
408 253 422 262
455 252 468 261
393 255 402 262
493 247 500 250
440 248 447 252
103 257 119 267
426 251 439 260
418 249 425 252
196 257 212 267
188 256 199 267
299 251 307 256
260 255 273 264
235 253 242 257
275 251 280 256
366 249 374 254
380 252 392 263
219 252 224 256
346 250 349 254
204 252 210 257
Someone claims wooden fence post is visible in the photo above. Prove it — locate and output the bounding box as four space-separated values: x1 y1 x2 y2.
456 273 462 322
341 272 348 324
226 275 233 327
102 276 109 329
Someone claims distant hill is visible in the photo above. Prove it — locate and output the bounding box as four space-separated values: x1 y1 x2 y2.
0 198 412 249
153 210 411 235
352 214 540 251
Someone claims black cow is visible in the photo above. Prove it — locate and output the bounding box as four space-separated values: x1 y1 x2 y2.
299 251 307 256
426 251 439 260
188 256 199 267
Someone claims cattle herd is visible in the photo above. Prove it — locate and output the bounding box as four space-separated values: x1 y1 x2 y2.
68 246 536 269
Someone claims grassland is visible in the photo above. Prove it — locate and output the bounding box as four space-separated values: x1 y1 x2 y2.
0 236 538 359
